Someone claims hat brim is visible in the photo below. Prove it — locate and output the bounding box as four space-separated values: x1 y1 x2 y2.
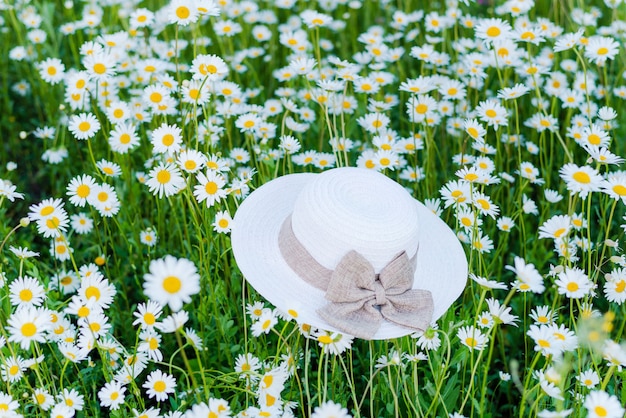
231 172 468 340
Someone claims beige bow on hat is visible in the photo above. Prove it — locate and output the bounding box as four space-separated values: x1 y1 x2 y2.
279 216 434 339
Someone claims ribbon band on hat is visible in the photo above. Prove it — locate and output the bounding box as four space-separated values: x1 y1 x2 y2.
278 216 434 339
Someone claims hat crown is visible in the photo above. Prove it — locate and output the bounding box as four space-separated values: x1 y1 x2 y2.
291 168 420 273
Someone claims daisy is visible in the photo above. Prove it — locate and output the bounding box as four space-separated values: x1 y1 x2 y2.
440 180 471 207
311 401 352 418
0 393 20 416
138 329 163 362
497 83 530 100
587 147 624 165
496 216 515 232
88 183 120 217
8 246 39 259
146 162 186 198
527 324 561 356
583 390 625 418
313 330 354 355
33 387 55 410
49 403 75 418
475 18 512 45
83 51 116 80
58 387 84 412
190 54 228 81
604 268 626 304
169 0 198 25
475 98 508 129
555 267 593 298
234 353 262 379
538 214 571 241
469 273 508 290
212 210 233 233
559 163 603 199
9 276 46 308
132 300 163 329
7 306 51 349
66 175 97 207
251 309 278 337
457 325 488 351
1 356 26 382
585 36 620 66
98 380 126 410
472 191 499 218
506 256 545 293
530 305 557 325
602 172 626 203
143 369 176 402
193 170 227 208
151 123 183 154
96 159 122 178
554 29 584 52
70 213 94 235
68 112 101 140
143 255 200 312
108 122 140 154
140 228 158 247
38 57 65 85
464 118 486 141
577 369 600 389
28 198 69 239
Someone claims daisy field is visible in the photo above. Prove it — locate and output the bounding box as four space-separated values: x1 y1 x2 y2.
1 0 626 417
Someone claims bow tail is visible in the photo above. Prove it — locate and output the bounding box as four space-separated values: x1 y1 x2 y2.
380 289 434 333
317 302 382 339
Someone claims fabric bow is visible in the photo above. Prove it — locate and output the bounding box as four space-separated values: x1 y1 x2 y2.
317 250 434 339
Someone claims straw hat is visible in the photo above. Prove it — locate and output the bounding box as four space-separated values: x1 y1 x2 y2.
231 167 467 340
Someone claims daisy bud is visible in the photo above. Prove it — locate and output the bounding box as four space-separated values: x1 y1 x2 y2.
604 239 618 248
19 217 30 227
19 131 27 139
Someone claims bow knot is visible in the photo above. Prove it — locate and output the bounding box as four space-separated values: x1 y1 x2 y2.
317 250 433 339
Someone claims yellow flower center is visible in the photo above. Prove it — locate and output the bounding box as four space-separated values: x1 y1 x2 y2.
176 6 190 19
205 181 218 195
486 26 501 37
79 121 91 132
157 170 171 184
21 322 37 337
163 276 181 293
573 171 591 184
20 289 33 302
93 63 106 75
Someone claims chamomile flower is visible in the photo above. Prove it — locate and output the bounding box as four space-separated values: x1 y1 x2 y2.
140 228 158 247
143 255 200 312
583 390 625 418
193 170 227 208
9 276 46 308
146 162 186 198
604 268 626 304
311 401 352 418
132 300 163 329
458 325 488 351
68 112 101 140
98 380 126 410
559 163 603 199
96 159 122 178
151 123 183 154
313 330 354 355
585 36 620 66
38 57 65 84
108 122 140 154
143 369 176 402
7 306 52 350
212 210 233 233
506 256 545 294
169 0 199 25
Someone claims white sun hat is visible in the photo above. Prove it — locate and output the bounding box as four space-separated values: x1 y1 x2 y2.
231 167 468 340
